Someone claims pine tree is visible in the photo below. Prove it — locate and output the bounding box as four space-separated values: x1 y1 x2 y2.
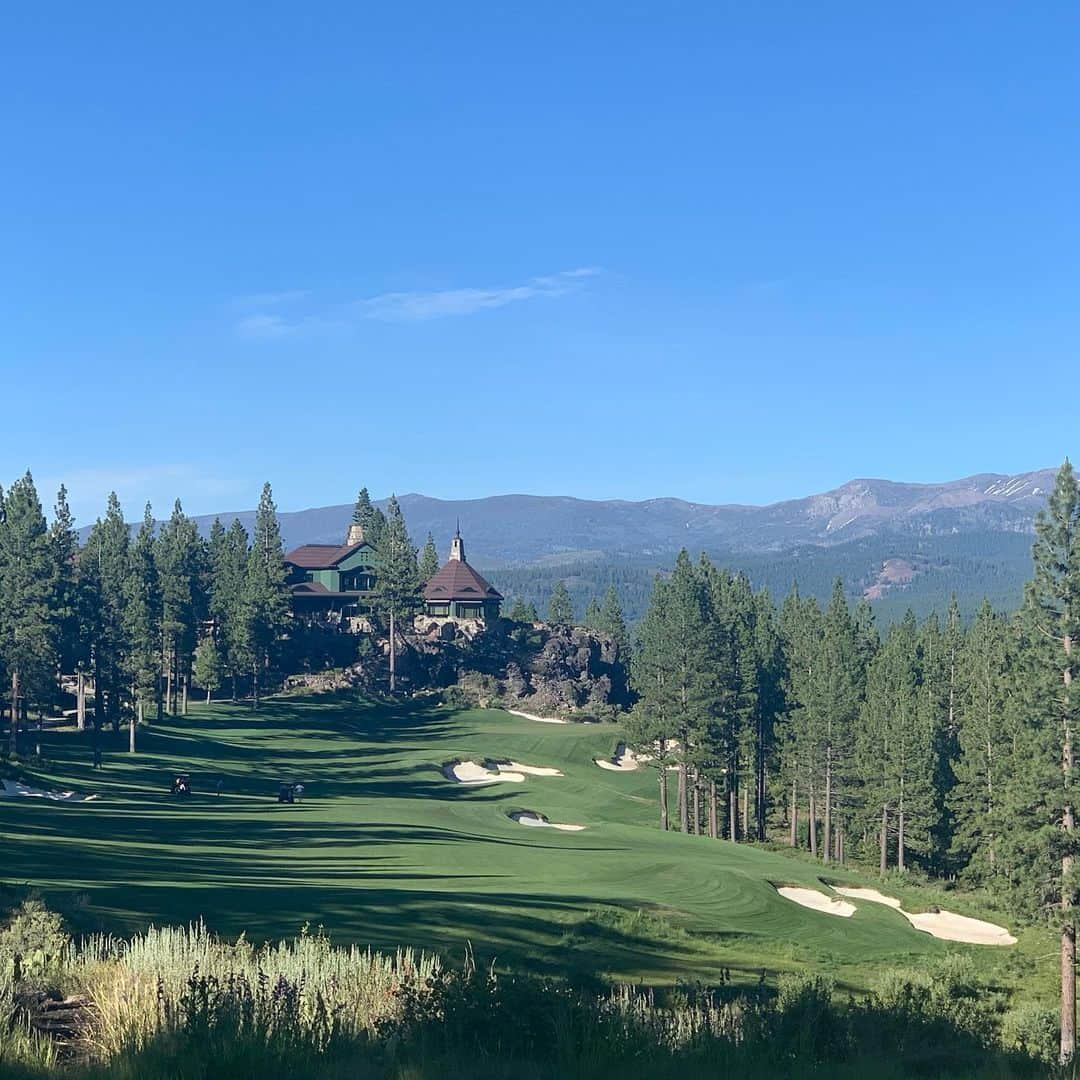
192 635 225 703
949 600 1011 879
1009 461 1080 1063
211 519 250 700
155 501 206 715
419 533 440 582
123 504 161 750
49 485 83 713
598 586 630 656
373 495 420 693
243 484 290 708
353 487 387 547
860 612 936 873
508 596 538 624
583 597 602 630
778 589 826 855
631 552 718 833
81 493 130 732
547 581 574 626
0 473 59 752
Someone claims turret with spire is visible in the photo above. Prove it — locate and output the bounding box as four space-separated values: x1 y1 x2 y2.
449 520 465 562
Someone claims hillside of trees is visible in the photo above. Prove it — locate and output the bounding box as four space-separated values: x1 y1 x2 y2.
490 529 1035 631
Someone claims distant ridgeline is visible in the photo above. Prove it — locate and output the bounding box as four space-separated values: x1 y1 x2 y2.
486 531 1036 629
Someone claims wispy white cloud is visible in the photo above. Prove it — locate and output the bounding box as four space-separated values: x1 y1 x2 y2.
231 268 601 338
352 268 601 322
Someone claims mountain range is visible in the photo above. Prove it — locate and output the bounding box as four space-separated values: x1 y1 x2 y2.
169 468 1055 565
80 468 1055 622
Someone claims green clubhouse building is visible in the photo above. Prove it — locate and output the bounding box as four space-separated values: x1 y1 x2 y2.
284 524 501 624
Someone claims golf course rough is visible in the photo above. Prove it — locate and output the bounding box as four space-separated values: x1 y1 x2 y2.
0 694 1021 987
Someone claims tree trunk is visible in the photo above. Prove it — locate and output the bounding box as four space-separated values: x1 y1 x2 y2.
76 671 86 731
898 780 906 872
729 785 737 843
756 712 767 840
880 805 888 874
677 763 688 833
1061 641 1075 1065
252 666 260 710
823 753 832 864
165 661 173 717
658 767 668 831
808 789 818 858
741 784 749 839
389 609 397 692
206 686 212 704
790 780 798 847
8 669 19 755
692 774 701 836
130 702 138 753
709 779 718 839
181 675 188 716
1064 923 1076 1066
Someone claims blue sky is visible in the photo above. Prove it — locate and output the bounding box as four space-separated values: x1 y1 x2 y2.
2 3 1078 523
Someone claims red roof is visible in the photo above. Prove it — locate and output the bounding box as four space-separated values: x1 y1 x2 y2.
423 559 503 602
285 542 365 570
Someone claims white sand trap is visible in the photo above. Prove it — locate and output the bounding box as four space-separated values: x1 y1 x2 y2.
0 779 98 802
506 709 568 724
595 742 640 772
510 811 585 832
487 759 563 777
443 761 525 786
904 910 1016 946
833 886 1015 945
776 886 856 917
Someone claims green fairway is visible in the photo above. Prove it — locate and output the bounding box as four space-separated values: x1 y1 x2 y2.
0 694 1043 992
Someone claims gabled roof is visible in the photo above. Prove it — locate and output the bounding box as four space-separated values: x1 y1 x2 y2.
423 559 503 602
285 541 367 570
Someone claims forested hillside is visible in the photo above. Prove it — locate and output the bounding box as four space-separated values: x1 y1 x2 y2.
492 530 1035 629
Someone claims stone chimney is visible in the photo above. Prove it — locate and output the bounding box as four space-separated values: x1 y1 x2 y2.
346 523 366 546
449 522 465 562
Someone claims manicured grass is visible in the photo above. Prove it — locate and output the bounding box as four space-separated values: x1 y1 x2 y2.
0 694 1053 998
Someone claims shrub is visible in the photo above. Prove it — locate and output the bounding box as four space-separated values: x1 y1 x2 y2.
0 901 69 990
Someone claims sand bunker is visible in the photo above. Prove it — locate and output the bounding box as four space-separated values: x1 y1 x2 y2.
509 811 585 832
443 761 526 785
485 758 563 777
595 742 641 771
905 910 1016 946
507 709 568 724
0 779 97 802
776 885 856 917
832 886 1015 945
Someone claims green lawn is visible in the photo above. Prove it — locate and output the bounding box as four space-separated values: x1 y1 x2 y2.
0 693 1052 998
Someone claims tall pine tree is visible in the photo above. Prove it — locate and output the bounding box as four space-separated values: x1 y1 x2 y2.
374 495 420 693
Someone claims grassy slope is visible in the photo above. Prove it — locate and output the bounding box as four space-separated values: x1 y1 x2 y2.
0 694 1053 1001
